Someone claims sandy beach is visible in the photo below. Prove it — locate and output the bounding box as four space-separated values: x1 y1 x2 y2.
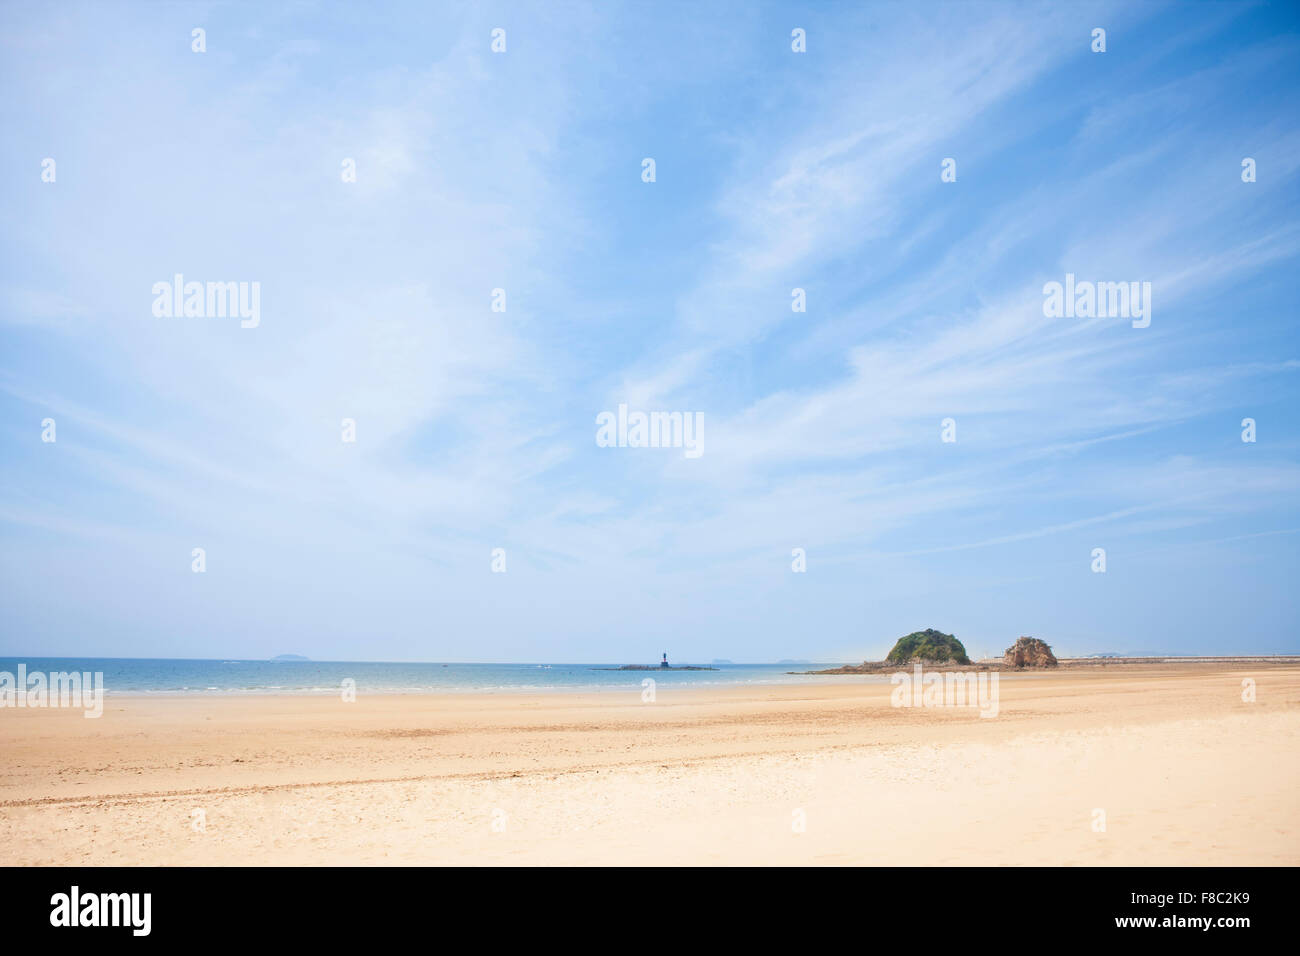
2 663 1297 866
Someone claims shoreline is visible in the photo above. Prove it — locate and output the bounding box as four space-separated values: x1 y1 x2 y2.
6 656 1298 700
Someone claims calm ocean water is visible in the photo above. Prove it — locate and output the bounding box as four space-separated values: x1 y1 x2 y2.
0 657 869 695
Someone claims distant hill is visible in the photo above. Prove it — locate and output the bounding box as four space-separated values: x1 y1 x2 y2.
885 629 970 665
270 654 309 662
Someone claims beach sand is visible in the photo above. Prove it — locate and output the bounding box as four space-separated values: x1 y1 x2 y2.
2 663 1297 865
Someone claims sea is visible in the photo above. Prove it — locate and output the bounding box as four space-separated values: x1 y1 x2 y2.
0 657 873 696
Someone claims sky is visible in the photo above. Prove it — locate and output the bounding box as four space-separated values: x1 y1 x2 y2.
1 1 1298 663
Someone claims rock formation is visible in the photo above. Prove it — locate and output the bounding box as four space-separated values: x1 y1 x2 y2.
1003 636 1058 668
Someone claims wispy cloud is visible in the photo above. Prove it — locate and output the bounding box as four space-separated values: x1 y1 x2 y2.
1 1 1297 660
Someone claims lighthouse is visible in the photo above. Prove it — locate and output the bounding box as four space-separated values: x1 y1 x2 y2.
661 652 670 668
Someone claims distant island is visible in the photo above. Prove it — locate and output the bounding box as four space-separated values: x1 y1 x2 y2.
270 654 310 662
593 665 718 671
594 651 717 672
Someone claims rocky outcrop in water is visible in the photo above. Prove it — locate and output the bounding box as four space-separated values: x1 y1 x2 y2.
592 665 718 671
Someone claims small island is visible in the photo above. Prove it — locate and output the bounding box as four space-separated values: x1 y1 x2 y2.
594 651 717 671
887 628 970 664
798 630 1062 674
270 654 310 662
1003 636 1058 667
593 665 718 671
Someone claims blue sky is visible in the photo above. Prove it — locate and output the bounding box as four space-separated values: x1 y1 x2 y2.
1 1 1298 663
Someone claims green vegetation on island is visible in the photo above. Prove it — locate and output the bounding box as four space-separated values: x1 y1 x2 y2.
798 628 975 674
885 629 970 665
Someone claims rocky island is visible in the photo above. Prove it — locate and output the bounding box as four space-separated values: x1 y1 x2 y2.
1003 636 1058 668
594 651 717 671
886 628 970 665
799 630 1062 673
593 664 718 671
